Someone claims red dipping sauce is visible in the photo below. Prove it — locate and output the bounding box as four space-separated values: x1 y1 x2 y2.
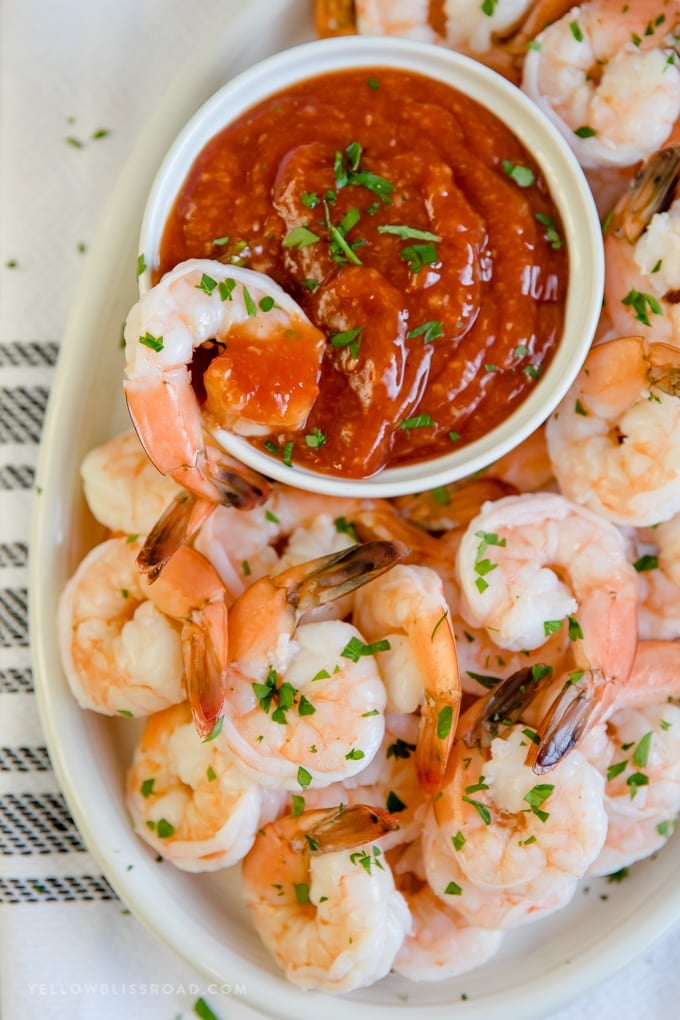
156 67 568 480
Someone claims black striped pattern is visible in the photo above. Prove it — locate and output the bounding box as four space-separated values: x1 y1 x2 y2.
0 341 59 367
0 874 117 903
0 542 28 568
0 666 34 693
0 792 86 855
0 464 35 490
0 587 28 646
0 387 49 443
0 746 52 772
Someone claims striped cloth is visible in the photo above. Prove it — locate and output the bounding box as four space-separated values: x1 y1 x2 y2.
0 2 678 1018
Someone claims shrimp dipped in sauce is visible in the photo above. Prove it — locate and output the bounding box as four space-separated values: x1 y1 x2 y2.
242 804 411 991
126 702 285 871
123 257 325 515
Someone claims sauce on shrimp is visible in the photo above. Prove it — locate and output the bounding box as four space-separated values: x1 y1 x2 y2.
156 67 569 479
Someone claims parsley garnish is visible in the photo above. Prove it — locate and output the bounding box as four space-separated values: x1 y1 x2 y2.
341 636 390 661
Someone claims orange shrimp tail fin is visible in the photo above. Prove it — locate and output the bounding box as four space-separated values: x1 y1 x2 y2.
182 600 229 740
280 540 410 611
290 805 400 854
415 611 462 793
137 492 215 581
528 668 613 774
416 691 462 794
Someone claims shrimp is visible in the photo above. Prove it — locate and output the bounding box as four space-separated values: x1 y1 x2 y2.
126 702 285 871
123 258 325 505
352 563 462 792
58 535 230 737
456 493 639 768
303 713 427 851
241 804 411 992
392 871 504 981
604 145 680 345
546 336 680 526
633 514 680 639
522 0 680 169
584 641 680 875
57 536 184 717
219 542 408 790
422 718 607 929
80 430 180 535
354 0 439 43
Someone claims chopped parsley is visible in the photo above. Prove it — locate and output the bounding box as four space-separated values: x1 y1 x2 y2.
399 413 436 429
283 225 320 248
139 332 163 352
523 783 554 822
622 289 663 327
330 325 364 358
341 636 391 661
406 320 444 343
501 160 535 187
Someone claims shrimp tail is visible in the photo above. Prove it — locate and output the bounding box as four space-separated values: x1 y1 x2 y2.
458 666 550 748
181 599 229 740
416 690 462 795
353 506 445 558
394 478 518 533
204 443 273 509
278 540 410 610
137 493 215 581
287 804 400 854
415 612 461 794
614 143 680 244
527 668 612 774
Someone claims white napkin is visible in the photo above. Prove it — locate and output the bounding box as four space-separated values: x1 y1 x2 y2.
1 1 678 1018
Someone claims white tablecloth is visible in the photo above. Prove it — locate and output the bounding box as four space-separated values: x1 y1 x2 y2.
1 1 678 1017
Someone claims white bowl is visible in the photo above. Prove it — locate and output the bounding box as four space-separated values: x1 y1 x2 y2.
138 35 604 499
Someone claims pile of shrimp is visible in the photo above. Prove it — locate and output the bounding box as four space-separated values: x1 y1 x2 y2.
57 0 680 994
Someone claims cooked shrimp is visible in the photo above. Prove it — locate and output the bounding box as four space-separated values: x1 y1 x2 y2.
546 336 680 526
392 872 504 980
57 536 184 717
219 542 407 790
354 0 439 43
58 536 230 737
80 430 180 535
241 804 411 991
423 807 580 929
352 563 461 792
522 0 680 168
584 640 680 874
633 514 680 639
422 720 607 928
456 492 639 767
303 713 427 851
126 702 285 871
605 145 680 345
124 258 325 504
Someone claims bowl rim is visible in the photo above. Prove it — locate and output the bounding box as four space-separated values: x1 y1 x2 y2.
138 33 604 498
